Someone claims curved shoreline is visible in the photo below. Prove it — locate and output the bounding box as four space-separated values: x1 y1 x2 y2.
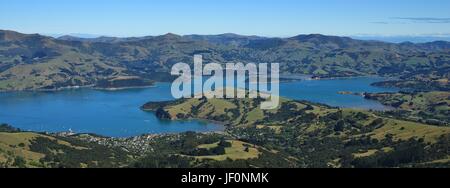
1 77 399 137
0 83 157 93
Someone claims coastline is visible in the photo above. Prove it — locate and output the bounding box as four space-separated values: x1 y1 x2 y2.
141 107 229 127
0 74 397 92
1 76 400 137
93 84 156 91
52 122 226 139
0 83 157 93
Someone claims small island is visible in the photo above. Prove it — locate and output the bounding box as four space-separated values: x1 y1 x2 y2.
337 91 365 96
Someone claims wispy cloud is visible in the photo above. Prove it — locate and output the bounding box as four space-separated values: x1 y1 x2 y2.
370 21 389 25
390 17 450 23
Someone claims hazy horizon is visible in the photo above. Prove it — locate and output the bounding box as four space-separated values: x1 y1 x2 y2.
4 30 448 44
1 0 449 38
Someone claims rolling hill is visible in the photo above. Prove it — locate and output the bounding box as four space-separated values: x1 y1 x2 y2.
1 29 449 91
141 92 450 167
365 91 450 125
0 124 131 168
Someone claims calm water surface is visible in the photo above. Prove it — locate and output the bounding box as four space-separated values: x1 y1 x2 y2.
0 77 397 137
280 77 397 110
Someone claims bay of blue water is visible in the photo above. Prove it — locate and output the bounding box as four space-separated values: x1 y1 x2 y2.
0 77 397 137
280 77 397 110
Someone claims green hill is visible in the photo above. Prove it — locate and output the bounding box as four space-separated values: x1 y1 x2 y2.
0 124 131 168
365 91 450 125
142 94 450 167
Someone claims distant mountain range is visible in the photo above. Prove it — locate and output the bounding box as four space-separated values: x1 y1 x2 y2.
56 35 156 43
0 29 448 91
47 33 450 44
55 33 267 45
351 35 450 44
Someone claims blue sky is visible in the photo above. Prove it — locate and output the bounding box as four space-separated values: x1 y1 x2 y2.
0 0 449 37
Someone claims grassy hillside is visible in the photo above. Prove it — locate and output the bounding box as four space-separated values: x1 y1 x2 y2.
142 94 450 167
366 91 450 125
143 95 450 142
372 71 450 91
1 30 449 91
0 124 131 168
